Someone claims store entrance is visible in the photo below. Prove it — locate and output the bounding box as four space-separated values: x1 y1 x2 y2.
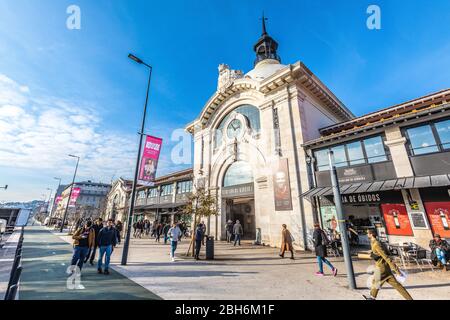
226 198 255 240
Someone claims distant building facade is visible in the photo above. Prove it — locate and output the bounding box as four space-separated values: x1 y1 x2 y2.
54 181 111 223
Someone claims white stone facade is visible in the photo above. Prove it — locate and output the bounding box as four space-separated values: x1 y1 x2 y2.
186 59 353 249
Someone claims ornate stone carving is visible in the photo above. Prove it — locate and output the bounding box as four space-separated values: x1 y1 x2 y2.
217 64 243 93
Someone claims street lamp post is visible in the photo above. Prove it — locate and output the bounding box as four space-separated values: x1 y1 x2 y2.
328 151 357 290
49 177 62 224
60 155 80 233
46 188 53 216
121 53 153 266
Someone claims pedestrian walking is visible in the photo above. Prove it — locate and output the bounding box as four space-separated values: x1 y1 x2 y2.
200 221 207 245
97 219 117 275
85 218 103 265
168 223 182 262
313 223 338 277
70 221 95 273
155 223 162 242
279 224 295 260
233 220 243 246
115 220 123 244
195 223 205 260
363 229 413 300
163 223 170 244
225 220 233 243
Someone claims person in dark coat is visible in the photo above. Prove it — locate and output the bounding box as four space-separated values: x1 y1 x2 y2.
429 234 450 269
194 223 204 260
313 223 337 277
84 218 103 265
97 219 117 275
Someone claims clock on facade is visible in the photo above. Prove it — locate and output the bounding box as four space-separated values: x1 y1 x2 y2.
227 119 243 139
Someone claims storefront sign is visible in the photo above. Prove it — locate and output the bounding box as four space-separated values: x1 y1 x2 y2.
139 135 163 186
320 206 340 233
381 204 414 236
338 166 373 184
424 202 450 238
222 183 254 198
341 193 381 204
410 212 428 229
272 158 293 211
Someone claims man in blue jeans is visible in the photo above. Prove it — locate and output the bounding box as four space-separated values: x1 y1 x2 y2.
71 221 95 273
168 223 182 262
97 219 117 275
233 220 243 246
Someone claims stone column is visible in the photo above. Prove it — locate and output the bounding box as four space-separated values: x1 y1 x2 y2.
384 126 414 178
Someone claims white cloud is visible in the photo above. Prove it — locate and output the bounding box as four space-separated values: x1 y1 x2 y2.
0 73 136 183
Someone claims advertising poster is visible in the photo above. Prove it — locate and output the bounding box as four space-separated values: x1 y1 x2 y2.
54 196 62 206
272 158 293 211
424 202 450 239
139 135 163 185
381 204 414 236
320 206 340 233
69 187 81 207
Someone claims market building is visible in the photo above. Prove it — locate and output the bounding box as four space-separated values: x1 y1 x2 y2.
302 89 450 249
186 19 353 249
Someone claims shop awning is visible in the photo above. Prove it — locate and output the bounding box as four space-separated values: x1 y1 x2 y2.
302 174 450 200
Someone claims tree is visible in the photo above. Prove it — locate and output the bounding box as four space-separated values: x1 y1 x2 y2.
183 187 218 257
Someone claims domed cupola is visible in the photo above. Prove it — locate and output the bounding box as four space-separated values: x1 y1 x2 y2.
253 13 281 67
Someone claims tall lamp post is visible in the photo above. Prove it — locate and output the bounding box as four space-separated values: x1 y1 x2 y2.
121 53 153 266
49 177 62 223
328 151 357 289
46 188 53 215
60 155 80 233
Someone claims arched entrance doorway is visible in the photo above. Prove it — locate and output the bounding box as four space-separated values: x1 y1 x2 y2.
221 161 256 239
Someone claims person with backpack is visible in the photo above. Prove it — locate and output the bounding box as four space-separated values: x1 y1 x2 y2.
313 223 338 277
363 229 413 300
279 224 295 260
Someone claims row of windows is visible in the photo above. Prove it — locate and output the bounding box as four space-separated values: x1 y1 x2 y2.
314 135 388 171
405 118 450 156
137 181 193 199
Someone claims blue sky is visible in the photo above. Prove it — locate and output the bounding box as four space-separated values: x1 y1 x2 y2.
1 0 450 201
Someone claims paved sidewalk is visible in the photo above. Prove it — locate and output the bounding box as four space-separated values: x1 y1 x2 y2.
0 231 20 299
108 237 450 300
18 226 161 300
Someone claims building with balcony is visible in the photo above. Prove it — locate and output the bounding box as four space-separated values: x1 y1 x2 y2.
303 89 450 248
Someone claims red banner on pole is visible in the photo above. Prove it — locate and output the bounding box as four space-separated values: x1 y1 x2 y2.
139 135 163 185
69 187 81 207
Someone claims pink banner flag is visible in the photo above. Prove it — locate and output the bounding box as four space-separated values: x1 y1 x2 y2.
69 187 81 207
139 135 163 185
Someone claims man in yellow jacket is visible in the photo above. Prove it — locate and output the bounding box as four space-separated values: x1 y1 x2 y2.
364 229 413 300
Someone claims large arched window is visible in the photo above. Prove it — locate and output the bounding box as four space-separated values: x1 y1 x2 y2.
223 161 254 187
214 105 261 149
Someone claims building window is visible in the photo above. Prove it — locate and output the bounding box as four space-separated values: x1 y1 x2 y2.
214 105 261 149
314 135 388 171
223 161 254 187
435 119 450 150
177 180 193 194
147 188 158 198
364 136 388 163
137 191 146 199
405 118 450 155
161 184 173 196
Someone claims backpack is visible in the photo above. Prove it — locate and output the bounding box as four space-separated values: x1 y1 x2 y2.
321 231 330 246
